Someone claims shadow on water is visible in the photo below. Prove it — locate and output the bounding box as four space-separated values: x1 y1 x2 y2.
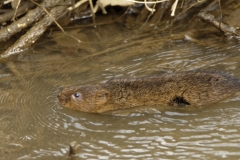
1 23 240 159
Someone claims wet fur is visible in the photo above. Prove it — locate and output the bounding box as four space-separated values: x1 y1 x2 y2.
58 71 240 113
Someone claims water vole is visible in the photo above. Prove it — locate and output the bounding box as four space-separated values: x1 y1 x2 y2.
58 71 240 113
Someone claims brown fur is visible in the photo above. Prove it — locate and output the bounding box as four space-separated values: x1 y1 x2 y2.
58 71 240 113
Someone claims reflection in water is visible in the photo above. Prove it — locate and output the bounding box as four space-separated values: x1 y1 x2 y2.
1 25 240 159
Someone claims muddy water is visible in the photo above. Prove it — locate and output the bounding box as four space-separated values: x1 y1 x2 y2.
1 24 240 159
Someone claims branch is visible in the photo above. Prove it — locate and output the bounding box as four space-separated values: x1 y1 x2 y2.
1 5 68 58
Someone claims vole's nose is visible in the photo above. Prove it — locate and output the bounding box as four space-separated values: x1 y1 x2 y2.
58 93 68 105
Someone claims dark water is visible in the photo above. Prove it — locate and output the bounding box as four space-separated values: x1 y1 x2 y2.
1 23 240 159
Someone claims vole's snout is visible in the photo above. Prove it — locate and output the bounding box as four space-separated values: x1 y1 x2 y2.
58 93 68 105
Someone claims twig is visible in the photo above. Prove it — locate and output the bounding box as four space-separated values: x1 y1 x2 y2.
0 0 63 42
68 0 88 11
198 11 240 37
30 0 81 43
1 6 68 58
0 1 35 23
171 0 178 16
12 0 22 21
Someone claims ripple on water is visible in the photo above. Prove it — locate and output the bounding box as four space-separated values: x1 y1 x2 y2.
2 28 240 159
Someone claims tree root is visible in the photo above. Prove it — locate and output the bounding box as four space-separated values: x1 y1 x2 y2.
0 0 64 42
0 1 36 23
1 5 68 58
0 0 69 58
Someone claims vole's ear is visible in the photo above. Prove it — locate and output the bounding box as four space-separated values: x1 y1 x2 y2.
95 90 110 106
96 90 110 99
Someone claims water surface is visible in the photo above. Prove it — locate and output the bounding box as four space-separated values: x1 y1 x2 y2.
1 24 240 159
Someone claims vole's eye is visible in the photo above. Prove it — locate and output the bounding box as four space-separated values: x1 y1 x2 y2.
74 92 81 98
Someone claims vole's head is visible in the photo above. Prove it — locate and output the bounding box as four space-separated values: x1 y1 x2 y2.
58 84 110 113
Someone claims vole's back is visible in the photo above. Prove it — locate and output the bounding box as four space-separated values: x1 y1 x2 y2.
58 71 240 113
104 72 240 107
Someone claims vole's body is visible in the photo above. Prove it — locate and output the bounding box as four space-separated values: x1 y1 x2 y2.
58 72 240 113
